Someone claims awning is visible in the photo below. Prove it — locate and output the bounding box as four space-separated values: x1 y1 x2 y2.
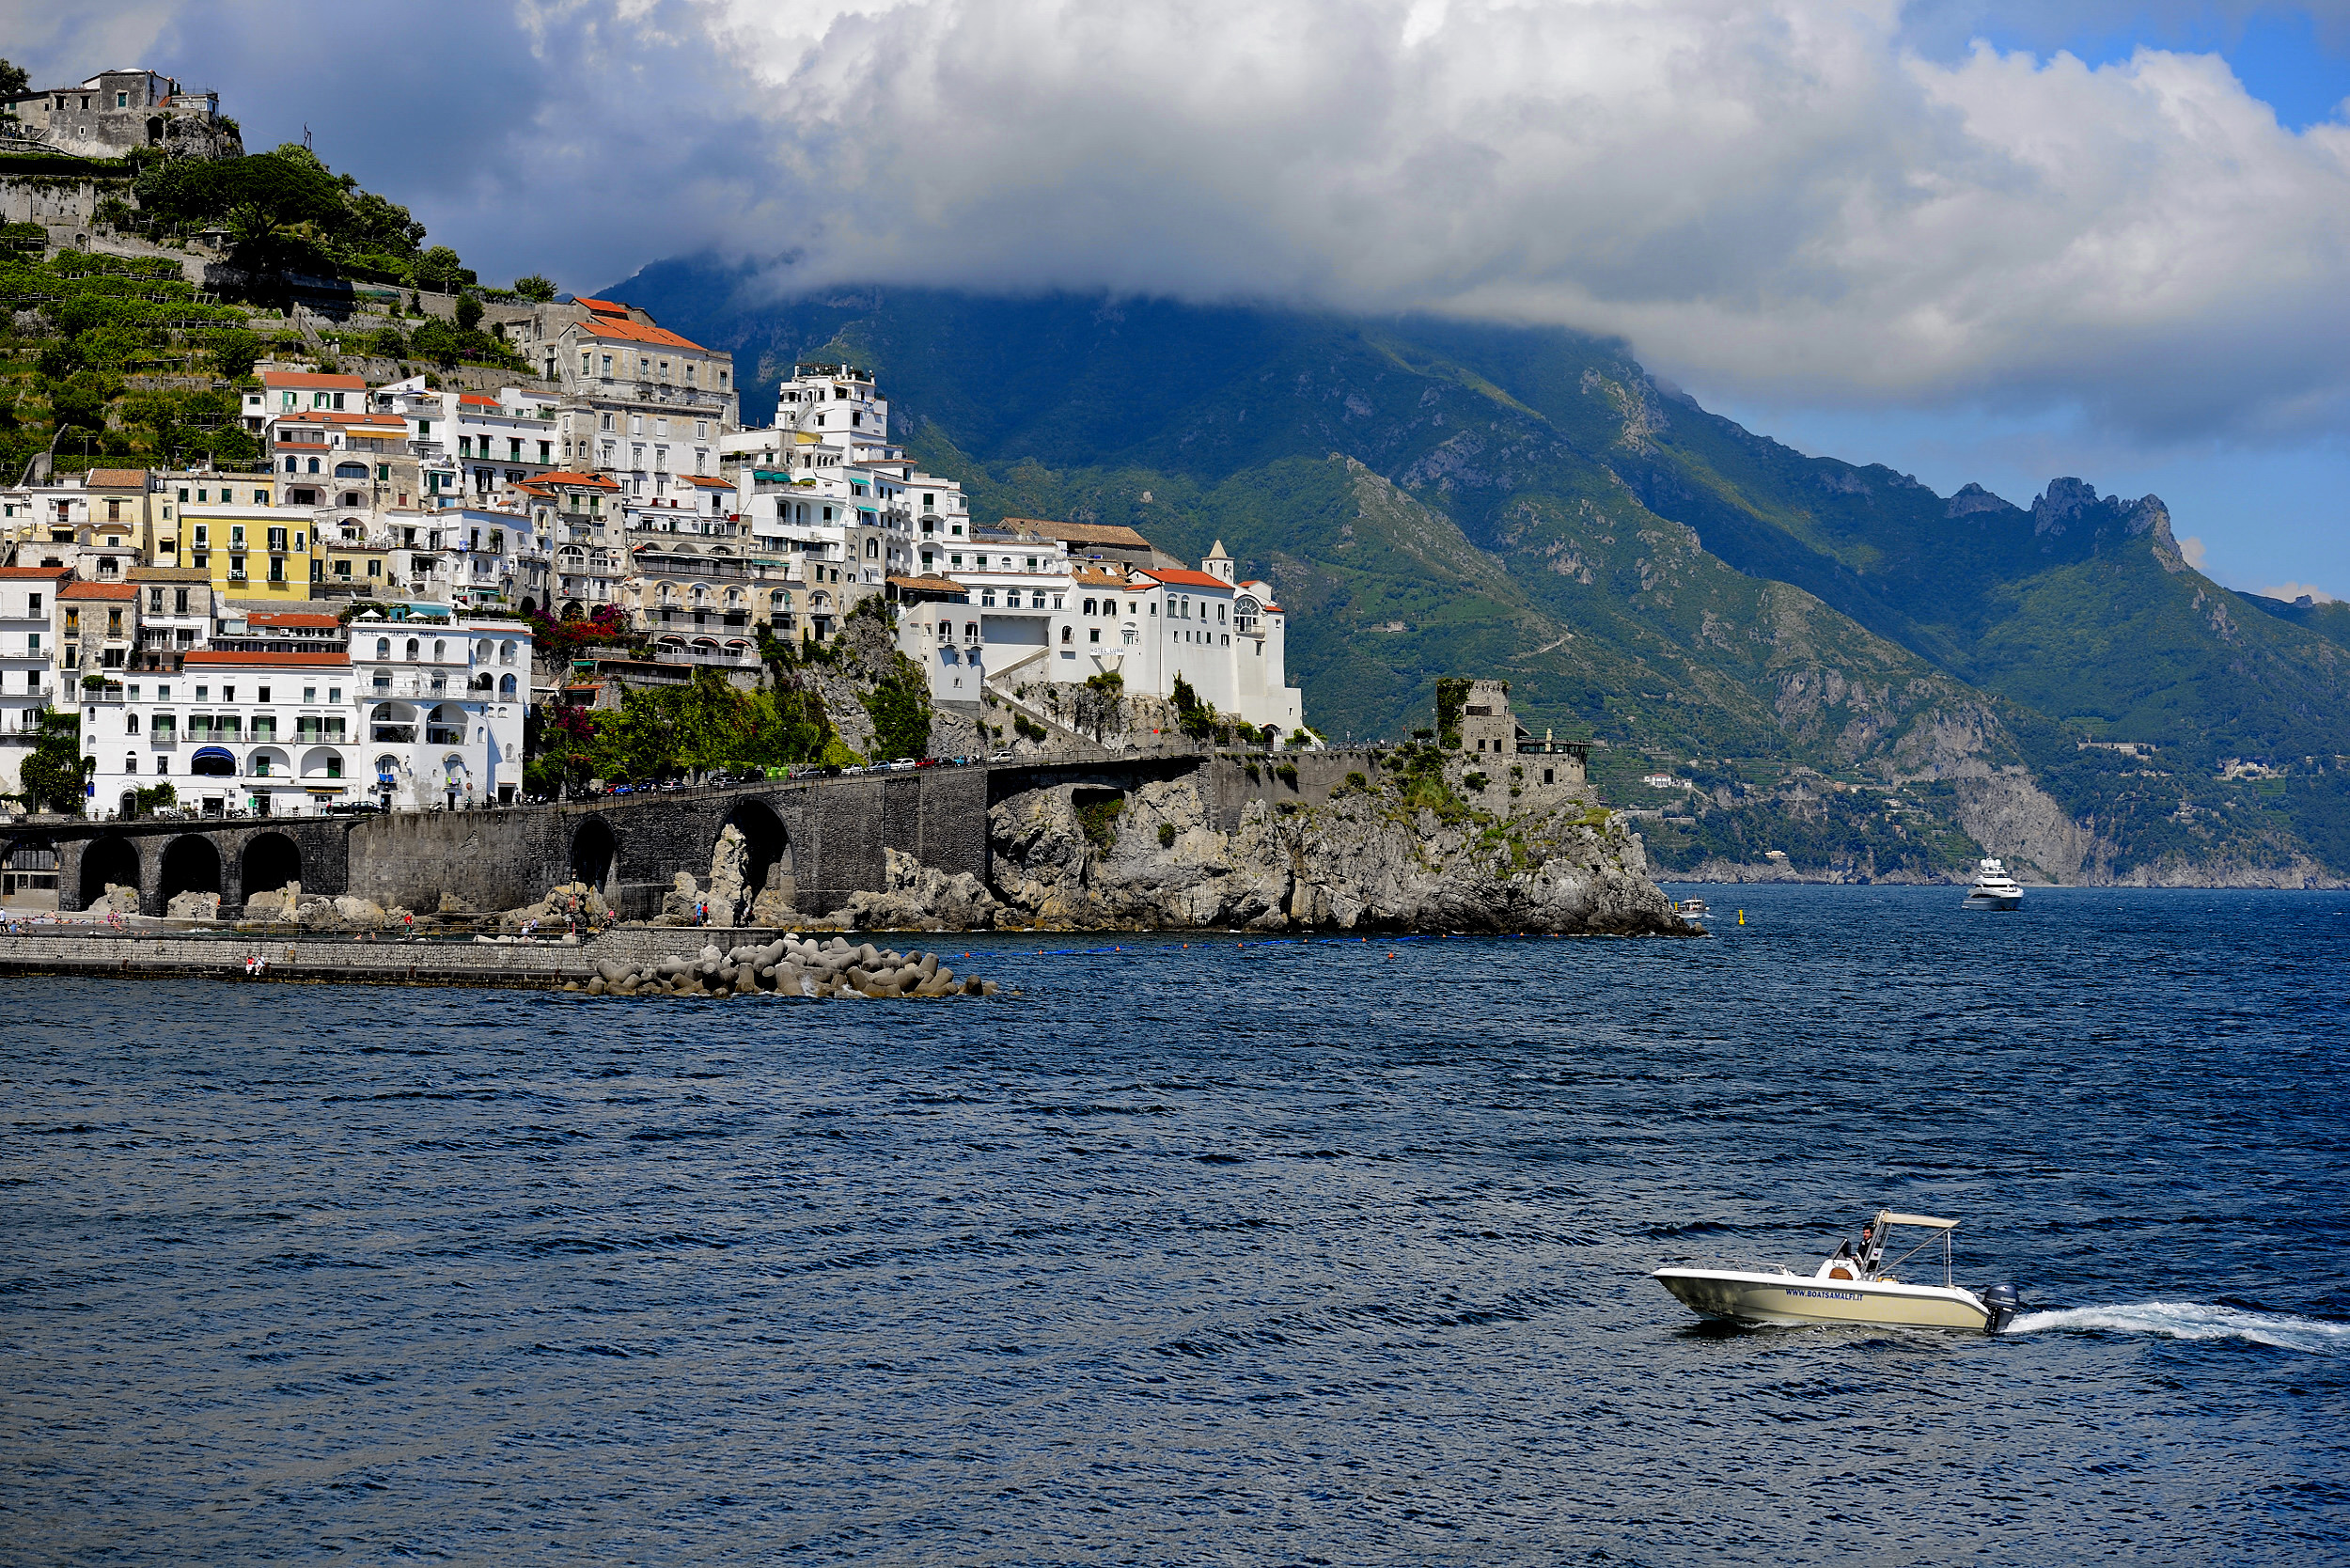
191 745 235 763
1877 1211 1958 1230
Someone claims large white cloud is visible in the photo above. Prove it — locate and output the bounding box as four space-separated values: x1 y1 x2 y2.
669 0 2350 443
17 0 2350 444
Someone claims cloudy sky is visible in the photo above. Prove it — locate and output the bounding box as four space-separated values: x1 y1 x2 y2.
16 0 2350 597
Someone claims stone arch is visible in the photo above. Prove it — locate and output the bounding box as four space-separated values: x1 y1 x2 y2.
78 836 140 909
158 836 221 904
570 818 618 892
243 831 302 898
724 799 791 915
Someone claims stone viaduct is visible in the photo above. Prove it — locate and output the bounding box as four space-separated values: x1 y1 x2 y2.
1 745 1493 921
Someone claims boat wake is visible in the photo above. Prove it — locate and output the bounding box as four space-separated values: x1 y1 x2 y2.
2007 1301 2350 1354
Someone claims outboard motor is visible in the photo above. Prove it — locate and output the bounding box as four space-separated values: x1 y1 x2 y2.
1981 1282 2021 1334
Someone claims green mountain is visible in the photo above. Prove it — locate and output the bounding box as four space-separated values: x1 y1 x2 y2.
608 261 2350 881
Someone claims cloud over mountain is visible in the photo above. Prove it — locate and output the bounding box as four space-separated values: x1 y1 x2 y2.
24 1 2350 445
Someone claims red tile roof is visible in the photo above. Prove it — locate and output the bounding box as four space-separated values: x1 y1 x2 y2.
570 316 711 353
84 467 150 489
244 613 341 628
61 581 139 600
0 566 70 579
573 296 630 316
183 651 352 666
1135 569 1230 590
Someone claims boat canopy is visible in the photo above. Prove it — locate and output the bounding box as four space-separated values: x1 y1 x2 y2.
1879 1210 1958 1230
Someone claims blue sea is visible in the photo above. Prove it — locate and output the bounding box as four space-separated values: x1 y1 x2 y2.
3 885 2344 1563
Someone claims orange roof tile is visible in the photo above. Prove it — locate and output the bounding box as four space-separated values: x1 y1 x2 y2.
61 581 140 600
0 566 69 579
569 316 711 353
84 467 149 489
244 612 340 628
1135 569 1230 590
572 296 630 315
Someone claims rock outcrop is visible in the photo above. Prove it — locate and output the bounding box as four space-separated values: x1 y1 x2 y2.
568 936 999 999
981 761 1684 934
163 888 216 921
498 881 611 933
805 847 1006 932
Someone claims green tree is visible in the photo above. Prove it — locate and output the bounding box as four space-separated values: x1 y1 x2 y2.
210 327 261 380
512 274 556 302
17 709 90 813
454 293 484 331
0 59 28 100
413 245 468 293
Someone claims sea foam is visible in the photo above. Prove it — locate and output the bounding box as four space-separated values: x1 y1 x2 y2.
2009 1301 2350 1354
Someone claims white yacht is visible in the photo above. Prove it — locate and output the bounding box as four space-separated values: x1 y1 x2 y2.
1652 1210 2020 1333
1963 857 2023 909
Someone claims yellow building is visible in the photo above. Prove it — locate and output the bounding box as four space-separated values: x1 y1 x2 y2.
151 472 278 568
179 499 316 603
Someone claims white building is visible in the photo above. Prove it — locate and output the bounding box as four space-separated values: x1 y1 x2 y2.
0 566 67 797
895 536 1302 733
83 649 358 820
347 613 531 809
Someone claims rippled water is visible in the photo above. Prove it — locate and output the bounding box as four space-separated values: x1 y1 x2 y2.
4 886 2345 1563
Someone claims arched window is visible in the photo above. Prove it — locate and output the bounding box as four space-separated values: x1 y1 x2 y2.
405 638 420 661
499 673 517 698
500 640 515 663
336 462 367 480
1060 626 1073 644
433 639 446 661
376 636 390 658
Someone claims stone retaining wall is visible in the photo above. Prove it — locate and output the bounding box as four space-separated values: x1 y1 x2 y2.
0 925 909 992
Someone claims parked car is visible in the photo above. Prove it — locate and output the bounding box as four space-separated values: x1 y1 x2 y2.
989 750 1016 763
885 758 917 772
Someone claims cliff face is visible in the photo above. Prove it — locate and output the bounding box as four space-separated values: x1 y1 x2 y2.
988 764 1688 934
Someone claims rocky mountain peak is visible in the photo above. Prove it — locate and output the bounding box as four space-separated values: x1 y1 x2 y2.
1945 482 2013 519
2030 477 2104 536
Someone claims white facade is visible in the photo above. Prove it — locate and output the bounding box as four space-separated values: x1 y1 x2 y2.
82 651 359 820
0 568 67 796
348 616 532 809
896 538 1302 732
72 617 535 819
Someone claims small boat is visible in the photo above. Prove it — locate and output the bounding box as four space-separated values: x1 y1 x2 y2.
1672 897 1711 924
1963 857 2023 909
1652 1209 2020 1333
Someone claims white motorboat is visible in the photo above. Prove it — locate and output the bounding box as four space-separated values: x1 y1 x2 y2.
1672 897 1711 925
1652 1210 2020 1333
1963 857 2023 909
